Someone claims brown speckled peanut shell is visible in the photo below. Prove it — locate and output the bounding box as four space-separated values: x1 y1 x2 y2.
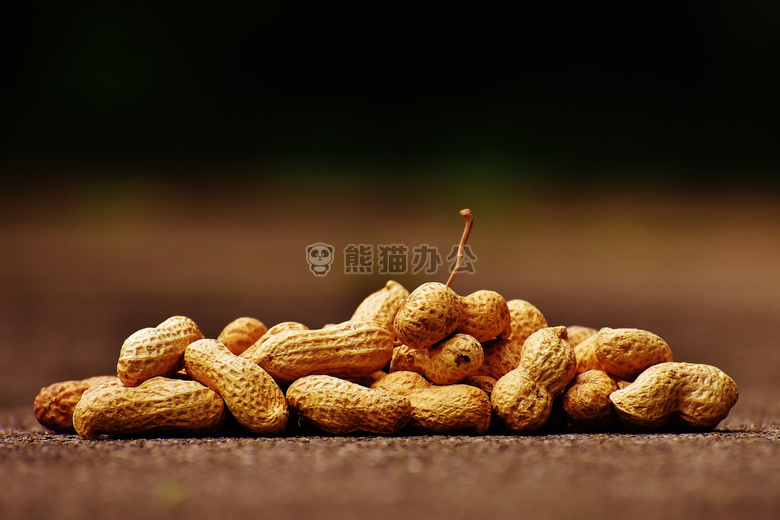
596 327 673 381
117 316 204 387
33 376 117 433
393 282 461 349
609 362 739 431
286 375 411 435
459 290 512 342
506 299 548 345
184 338 288 435
476 337 524 379
73 377 226 439
562 369 619 431
519 326 576 397
390 333 484 386
351 280 410 335
248 321 395 383
217 317 268 356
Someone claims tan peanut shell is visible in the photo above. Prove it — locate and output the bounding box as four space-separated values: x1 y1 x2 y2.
464 375 498 395
286 375 412 435
609 362 739 431
573 335 602 374
33 376 117 433
73 377 226 439
458 290 512 342
393 282 462 349
240 321 309 360
371 371 491 434
562 370 619 431
217 317 268 356
476 337 524 379
491 326 576 433
350 280 409 334
390 333 484 385
117 316 204 386
566 325 599 348
248 321 395 383
519 326 576 397
184 339 288 435
506 299 548 345
596 327 673 381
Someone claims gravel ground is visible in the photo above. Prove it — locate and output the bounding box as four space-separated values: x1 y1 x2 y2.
2 406 779 520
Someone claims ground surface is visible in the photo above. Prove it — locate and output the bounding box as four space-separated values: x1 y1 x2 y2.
1 182 779 519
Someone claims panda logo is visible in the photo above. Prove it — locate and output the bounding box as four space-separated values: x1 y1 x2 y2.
306 243 335 276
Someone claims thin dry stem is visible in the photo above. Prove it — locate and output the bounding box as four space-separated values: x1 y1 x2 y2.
446 208 474 287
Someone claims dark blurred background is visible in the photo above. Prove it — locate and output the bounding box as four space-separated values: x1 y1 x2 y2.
1 3 779 420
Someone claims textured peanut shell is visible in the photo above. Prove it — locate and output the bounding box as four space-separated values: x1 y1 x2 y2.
609 362 739 431
393 282 461 349
286 375 412 435
184 339 288 435
562 370 619 431
351 280 409 334
73 377 226 439
476 337 523 379
464 375 498 395
458 290 512 342
408 385 492 434
566 325 599 348
217 317 268 356
370 371 491 434
117 316 204 386
491 369 553 432
33 376 117 433
506 299 548 345
519 326 576 397
390 333 484 385
240 321 309 360
248 321 394 382
370 370 433 396
573 335 602 374
596 327 673 381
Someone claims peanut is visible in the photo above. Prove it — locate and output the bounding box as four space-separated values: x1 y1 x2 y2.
476 337 523 379
393 282 510 349
117 316 204 386
184 338 288 435
596 327 673 381
491 326 576 432
562 370 619 431
566 325 598 348
73 376 226 439
350 280 409 335
33 376 117 433
609 362 739 431
573 335 602 374
240 321 309 361
371 371 492 434
286 375 412 435
390 333 484 385
506 299 548 345
246 320 394 383
464 375 498 395
217 317 268 356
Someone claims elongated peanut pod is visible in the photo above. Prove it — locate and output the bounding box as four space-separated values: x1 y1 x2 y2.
248 321 394 383
390 333 483 385
184 339 288 435
73 377 226 439
609 362 738 431
287 375 411 435
117 316 203 386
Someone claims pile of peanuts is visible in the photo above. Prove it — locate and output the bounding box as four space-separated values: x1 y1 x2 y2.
34 279 739 438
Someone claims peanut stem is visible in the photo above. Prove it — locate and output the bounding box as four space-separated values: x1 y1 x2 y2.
446 208 473 287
